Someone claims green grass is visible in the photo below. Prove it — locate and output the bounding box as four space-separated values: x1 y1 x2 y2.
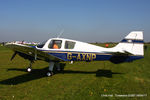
0 44 150 100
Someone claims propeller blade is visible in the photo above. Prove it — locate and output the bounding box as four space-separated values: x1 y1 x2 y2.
10 52 17 61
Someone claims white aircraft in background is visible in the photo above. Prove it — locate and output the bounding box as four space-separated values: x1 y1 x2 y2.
5 31 144 76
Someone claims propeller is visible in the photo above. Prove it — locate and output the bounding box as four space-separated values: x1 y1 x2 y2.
10 52 17 61
57 28 64 38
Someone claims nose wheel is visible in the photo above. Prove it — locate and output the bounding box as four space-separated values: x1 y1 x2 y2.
27 67 32 72
26 61 34 72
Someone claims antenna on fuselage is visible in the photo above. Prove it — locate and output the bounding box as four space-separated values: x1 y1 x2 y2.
57 28 64 38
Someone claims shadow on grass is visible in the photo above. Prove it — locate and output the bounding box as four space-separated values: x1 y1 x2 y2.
0 68 123 85
60 69 123 78
0 67 48 85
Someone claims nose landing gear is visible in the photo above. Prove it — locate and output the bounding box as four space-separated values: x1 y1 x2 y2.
26 61 34 72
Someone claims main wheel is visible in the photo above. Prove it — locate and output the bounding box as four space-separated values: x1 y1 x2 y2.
27 67 32 72
47 71 53 77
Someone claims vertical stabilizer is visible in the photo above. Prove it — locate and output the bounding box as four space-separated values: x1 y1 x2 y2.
115 31 144 56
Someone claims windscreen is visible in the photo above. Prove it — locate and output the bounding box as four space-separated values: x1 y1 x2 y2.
37 41 47 48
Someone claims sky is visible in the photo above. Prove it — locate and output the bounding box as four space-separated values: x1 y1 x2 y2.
0 0 150 43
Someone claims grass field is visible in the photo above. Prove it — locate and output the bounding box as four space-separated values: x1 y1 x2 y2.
0 44 149 100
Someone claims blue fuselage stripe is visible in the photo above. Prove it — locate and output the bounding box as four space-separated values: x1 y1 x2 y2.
47 52 144 62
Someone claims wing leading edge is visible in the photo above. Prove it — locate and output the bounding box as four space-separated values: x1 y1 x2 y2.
5 43 64 62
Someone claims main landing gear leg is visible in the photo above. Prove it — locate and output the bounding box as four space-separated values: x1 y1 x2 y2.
47 62 54 77
56 62 61 72
27 61 33 72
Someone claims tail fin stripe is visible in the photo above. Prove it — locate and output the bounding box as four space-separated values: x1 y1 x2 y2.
121 39 144 43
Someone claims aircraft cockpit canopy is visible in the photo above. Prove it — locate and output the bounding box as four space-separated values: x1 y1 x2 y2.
37 39 76 50
48 40 76 49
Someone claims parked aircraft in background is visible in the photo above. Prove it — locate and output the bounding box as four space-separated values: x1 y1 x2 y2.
6 41 40 45
5 31 144 76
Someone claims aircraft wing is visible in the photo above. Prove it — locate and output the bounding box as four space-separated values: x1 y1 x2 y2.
5 43 64 62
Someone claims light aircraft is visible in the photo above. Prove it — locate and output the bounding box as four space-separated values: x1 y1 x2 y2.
5 31 144 76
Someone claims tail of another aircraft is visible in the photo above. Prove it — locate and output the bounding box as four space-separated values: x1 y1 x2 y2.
115 31 144 56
